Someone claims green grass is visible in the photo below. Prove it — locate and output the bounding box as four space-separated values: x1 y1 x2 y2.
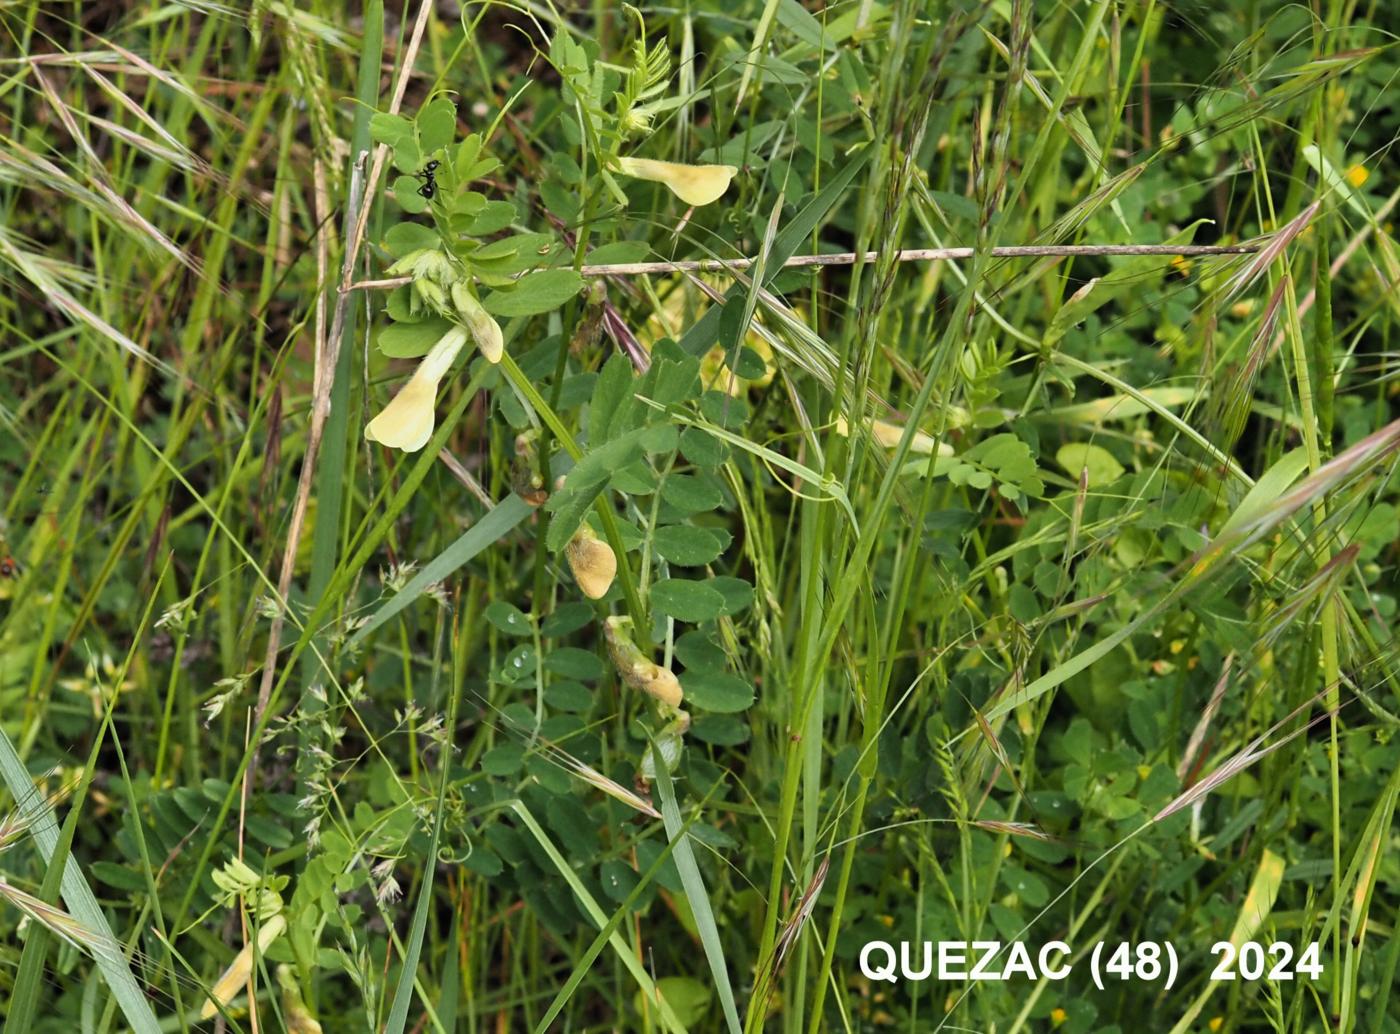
2 1 1400 1032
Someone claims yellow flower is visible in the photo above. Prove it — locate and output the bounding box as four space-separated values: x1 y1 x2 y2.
365 325 470 452
200 913 287 1020
566 524 617 599
1345 163 1369 188
639 275 778 396
615 156 737 207
452 281 503 363
1050 1007 1068 1026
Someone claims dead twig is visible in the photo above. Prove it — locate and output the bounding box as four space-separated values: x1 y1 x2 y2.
347 242 1262 293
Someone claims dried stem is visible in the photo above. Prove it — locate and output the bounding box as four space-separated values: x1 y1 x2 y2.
347 242 1260 292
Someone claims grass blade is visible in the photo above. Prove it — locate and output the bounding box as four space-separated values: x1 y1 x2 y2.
651 754 743 1034
348 493 534 645
511 800 689 1034
0 727 162 1034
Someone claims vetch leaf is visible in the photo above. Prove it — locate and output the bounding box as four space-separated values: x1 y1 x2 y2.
591 352 640 444
681 670 754 713
416 96 457 153
483 269 584 317
691 715 749 746
653 525 726 566
542 602 594 638
1055 443 1125 486
464 200 516 235
637 978 713 1028
709 576 754 616
384 221 439 257
392 175 429 213
379 318 454 358
484 601 533 636
369 111 413 148
544 428 653 551
661 474 725 514
650 579 727 622
544 647 605 681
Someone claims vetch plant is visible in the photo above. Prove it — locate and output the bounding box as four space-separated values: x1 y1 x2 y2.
5 4 1399 1033
199 857 288 1020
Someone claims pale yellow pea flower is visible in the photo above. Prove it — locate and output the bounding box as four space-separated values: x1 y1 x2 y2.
365 325 470 452
200 912 287 1020
615 156 737 207
834 415 954 456
638 274 779 396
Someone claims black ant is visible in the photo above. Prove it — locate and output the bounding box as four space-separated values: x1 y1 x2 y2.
416 159 440 200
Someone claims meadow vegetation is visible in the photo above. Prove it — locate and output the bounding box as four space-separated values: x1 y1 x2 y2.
2 1 1400 1031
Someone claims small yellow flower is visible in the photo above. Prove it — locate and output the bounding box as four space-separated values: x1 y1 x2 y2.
615 156 737 207
365 325 470 452
834 415 954 456
639 275 778 396
566 524 617 599
200 913 287 1020
1050 1007 1068 1026
1208 1017 1223 1032
1345 163 1369 188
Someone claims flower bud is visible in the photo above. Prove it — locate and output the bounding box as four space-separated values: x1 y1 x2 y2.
566 524 617 600
451 280 503 363
641 711 691 779
278 966 323 1034
387 247 454 282
200 913 287 1019
604 616 684 708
